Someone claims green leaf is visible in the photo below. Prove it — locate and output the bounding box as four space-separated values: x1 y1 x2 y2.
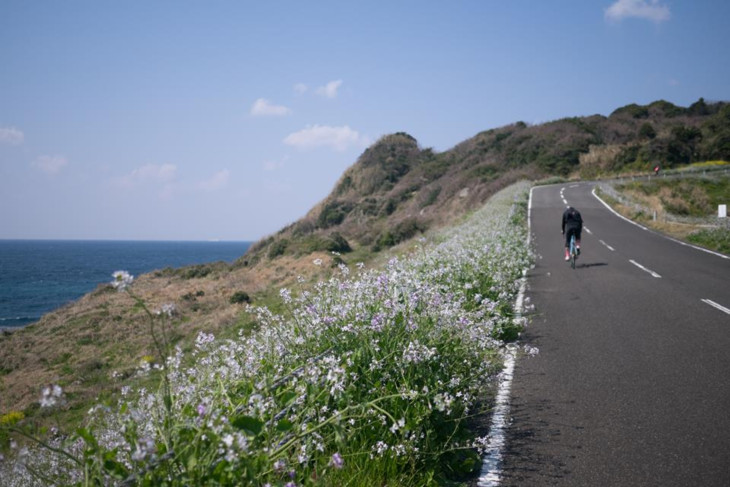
276 419 293 432
76 427 99 448
103 456 128 479
231 415 264 436
280 390 296 405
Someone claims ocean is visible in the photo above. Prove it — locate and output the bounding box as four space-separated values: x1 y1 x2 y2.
0 240 251 328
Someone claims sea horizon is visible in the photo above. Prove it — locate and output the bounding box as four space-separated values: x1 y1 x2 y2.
0 239 252 329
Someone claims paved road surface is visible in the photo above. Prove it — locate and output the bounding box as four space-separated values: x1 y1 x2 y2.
499 182 730 486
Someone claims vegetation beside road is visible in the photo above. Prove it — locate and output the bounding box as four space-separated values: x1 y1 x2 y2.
597 164 730 255
1 183 533 486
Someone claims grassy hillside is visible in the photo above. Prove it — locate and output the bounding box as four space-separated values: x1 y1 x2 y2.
598 165 730 254
2 182 533 486
245 99 730 267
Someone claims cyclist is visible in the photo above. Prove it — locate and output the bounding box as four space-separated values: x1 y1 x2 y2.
562 206 583 261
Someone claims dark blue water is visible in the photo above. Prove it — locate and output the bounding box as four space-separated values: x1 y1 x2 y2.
0 240 251 328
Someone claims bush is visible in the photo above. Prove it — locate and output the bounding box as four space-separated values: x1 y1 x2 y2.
611 103 649 119
325 232 352 253
317 201 352 228
182 264 214 279
639 122 656 140
374 218 427 250
268 239 289 259
229 291 251 304
421 187 442 207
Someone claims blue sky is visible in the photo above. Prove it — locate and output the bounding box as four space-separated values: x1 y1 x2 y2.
1 0 728 241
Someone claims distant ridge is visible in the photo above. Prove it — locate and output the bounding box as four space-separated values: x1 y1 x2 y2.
242 98 730 265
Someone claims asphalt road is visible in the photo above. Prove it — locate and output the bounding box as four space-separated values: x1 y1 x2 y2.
499 182 730 486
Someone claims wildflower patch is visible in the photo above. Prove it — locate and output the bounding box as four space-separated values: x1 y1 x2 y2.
1 181 533 486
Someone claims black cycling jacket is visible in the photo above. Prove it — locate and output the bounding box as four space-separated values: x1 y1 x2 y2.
562 207 583 233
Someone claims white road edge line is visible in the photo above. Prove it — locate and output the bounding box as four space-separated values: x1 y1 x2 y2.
629 259 662 278
701 299 730 315
592 187 729 260
478 186 533 486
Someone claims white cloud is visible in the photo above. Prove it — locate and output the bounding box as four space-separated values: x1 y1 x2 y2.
199 169 230 191
263 155 288 172
250 98 291 116
294 83 308 94
605 0 670 23
283 124 367 152
0 127 24 145
124 163 178 185
32 155 67 175
315 80 343 99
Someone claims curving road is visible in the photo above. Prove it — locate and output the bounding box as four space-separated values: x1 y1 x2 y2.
499 182 730 486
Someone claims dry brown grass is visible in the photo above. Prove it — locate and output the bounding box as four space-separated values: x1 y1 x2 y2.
0 251 341 418
604 194 709 240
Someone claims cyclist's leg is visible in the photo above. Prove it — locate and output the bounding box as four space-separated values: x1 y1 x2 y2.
576 226 582 254
564 228 574 260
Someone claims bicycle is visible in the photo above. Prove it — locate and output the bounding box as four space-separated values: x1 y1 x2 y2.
568 234 578 269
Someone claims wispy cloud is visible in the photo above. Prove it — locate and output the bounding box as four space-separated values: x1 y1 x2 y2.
315 80 343 99
32 155 67 175
283 124 367 152
122 163 178 185
263 155 289 172
250 98 291 116
605 0 670 23
0 126 24 145
199 169 230 191
294 83 308 94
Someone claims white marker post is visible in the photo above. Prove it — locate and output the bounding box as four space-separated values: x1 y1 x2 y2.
719 204 727 218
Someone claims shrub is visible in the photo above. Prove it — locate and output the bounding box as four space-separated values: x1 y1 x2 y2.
374 218 427 250
268 239 289 259
325 232 352 253
317 201 352 228
229 291 251 304
421 187 442 207
611 103 649 119
639 122 656 139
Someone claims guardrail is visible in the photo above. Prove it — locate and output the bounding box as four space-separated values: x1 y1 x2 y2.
596 165 730 185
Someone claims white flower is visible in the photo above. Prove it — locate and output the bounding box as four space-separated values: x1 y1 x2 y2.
155 303 176 317
111 270 134 290
39 384 64 408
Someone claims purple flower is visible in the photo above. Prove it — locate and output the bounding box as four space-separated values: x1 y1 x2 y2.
330 452 344 469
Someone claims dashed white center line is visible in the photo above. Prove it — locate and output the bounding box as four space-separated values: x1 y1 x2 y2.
702 299 730 315
629 259 662 278
599 240 615 251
